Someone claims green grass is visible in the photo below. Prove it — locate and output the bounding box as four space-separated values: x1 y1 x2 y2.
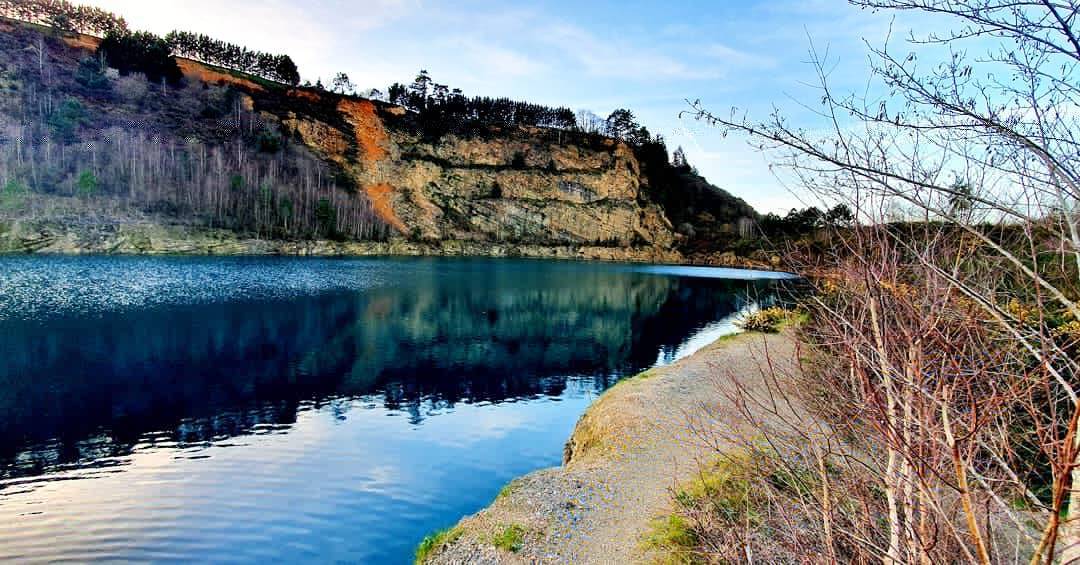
782 309 811 329
414 525 463 564
642 515 701 564
610 367 657 390
675 451 763 526
645 447 812 563
495 479 518 500
489 524 526 553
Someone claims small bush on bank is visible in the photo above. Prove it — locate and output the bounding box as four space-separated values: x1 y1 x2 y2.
644 451 766 563
736 307 788 333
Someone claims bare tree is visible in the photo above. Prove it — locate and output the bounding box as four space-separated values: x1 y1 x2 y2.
682 0 1079 563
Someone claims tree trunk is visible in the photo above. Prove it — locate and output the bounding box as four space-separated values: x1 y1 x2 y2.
1058 426 1080 564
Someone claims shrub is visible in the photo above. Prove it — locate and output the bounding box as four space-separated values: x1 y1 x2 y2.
75 56 110 94
76 170 97 198
256 131 281 153
674 451 763 526
736 306 787 333
510 152 527 169
1055 320 1080 345
642 515 700 564
46 98 85 142
0 178 27 209
115 73 148 104
648 448 822 564
489 524 525 553
315 197 337 237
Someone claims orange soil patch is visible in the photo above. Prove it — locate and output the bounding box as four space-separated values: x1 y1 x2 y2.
177 58 265 92
336 98 389 162
287 89 323 103
61 33 101 51
364 183 406 234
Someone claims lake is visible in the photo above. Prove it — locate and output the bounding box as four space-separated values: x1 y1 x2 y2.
0 256 789 563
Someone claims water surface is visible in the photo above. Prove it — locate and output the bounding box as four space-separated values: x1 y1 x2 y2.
0 256 787 563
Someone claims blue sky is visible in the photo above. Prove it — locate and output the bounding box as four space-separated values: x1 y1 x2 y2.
84 0 933 213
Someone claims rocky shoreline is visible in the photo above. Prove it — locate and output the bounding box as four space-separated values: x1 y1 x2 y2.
0 219 777 269
418 332 799 564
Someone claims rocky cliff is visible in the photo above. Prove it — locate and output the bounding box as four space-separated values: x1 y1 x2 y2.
0 20 682 261
273 95 678 250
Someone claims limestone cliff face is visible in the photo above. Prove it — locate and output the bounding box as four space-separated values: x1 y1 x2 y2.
272 96 677 251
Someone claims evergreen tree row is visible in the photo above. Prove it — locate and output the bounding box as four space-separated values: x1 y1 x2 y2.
0 0 299 86
0 0 128 37
387 71 576 136
165 31 300 86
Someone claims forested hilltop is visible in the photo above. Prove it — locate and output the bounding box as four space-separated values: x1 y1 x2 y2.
0 0 773 264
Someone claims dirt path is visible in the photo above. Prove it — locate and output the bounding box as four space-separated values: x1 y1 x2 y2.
424 331 799 564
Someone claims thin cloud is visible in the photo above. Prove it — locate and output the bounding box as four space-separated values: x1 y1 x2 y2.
445 37 548 78
539 24 720 81
703 43 777 69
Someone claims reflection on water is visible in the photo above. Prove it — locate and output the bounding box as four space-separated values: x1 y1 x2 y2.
0 256 786 563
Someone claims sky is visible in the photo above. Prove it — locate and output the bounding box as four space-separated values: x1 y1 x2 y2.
80 0 937 214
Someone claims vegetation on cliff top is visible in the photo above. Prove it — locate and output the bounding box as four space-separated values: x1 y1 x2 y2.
0 0 300 86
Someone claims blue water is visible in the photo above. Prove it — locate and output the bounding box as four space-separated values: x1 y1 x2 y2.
0 256 788 563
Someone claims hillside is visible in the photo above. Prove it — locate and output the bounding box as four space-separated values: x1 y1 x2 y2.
0 13 758 262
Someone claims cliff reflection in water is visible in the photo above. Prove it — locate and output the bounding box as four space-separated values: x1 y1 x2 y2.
0 259 776 481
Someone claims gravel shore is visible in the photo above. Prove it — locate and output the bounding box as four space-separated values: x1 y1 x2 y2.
422 331 799 564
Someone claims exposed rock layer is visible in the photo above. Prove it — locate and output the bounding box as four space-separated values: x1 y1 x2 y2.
0 220 683 263
271 94 678 251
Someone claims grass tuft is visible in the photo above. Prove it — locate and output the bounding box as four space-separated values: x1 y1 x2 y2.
489 524 526 553
645 445 821 563
414 525 464 564
643 515 701 564
496 479 518 500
